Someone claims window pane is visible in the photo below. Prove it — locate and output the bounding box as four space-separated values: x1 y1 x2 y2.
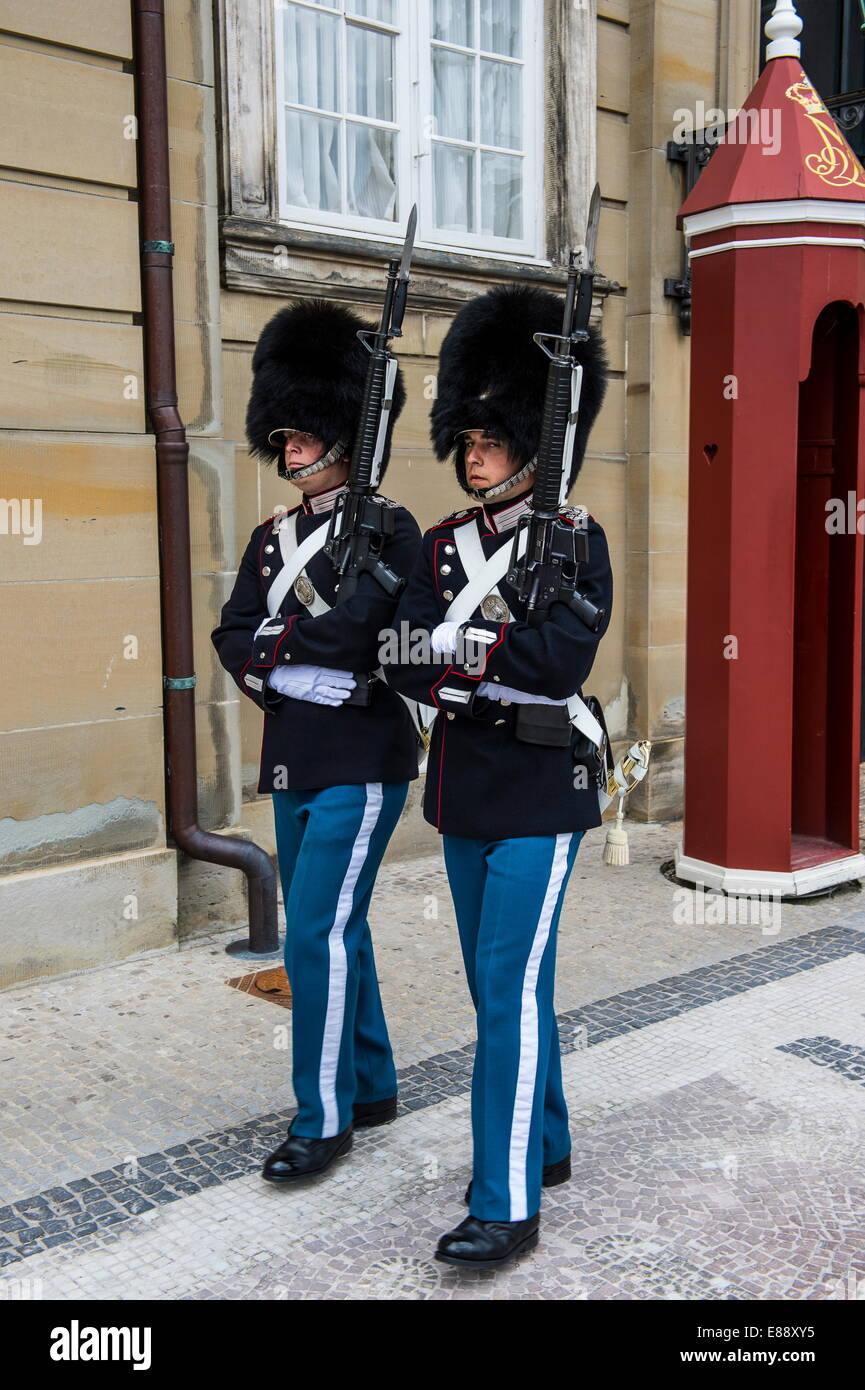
283 3 339 110
347 122 397 219
433 47 475 141
481 151 521 238
433 143 474 231
350 0 395 21
284 109 341 210
348 24 394 119
480 0 521 57
480 58 521 148
432 0 473 47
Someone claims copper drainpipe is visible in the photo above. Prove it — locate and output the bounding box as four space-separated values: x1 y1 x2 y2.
132 0 278 956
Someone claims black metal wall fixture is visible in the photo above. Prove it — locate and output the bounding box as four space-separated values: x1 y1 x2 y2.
664 130 721 337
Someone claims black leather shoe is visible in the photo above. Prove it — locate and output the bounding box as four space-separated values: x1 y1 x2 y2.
435 1213 540 1270
352 1097 397 1129
464 1153 571 1206
262 1124 353 1183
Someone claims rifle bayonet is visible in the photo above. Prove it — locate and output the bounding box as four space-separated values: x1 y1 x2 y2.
321 204 418 704
506 184 605 633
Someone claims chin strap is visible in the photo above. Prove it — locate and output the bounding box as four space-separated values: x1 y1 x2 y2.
467 456 537 502
275 437 348 482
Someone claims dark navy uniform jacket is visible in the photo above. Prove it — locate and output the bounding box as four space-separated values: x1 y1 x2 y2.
384 491 613 839
211 487 422 793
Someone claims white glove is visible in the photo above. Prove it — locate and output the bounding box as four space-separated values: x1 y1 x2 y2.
267 664 356 706
430 621 462 655
477 680 568 706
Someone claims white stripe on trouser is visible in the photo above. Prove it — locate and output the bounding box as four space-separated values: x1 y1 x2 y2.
318 783 385 1137
507 833 573 1221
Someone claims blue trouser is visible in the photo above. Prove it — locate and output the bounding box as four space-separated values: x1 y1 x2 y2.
272 781 408 1138
442 830 585 1223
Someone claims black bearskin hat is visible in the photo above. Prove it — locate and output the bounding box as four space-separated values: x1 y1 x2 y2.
245 298 406 476
430 284 608 496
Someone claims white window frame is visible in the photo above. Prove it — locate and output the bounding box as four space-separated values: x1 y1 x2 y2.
273 0 415 241
219 0 600 290
414 0 544 258
272 0 544 259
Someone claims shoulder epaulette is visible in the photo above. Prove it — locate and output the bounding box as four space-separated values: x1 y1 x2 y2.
430 505 480 528
261 506 297 533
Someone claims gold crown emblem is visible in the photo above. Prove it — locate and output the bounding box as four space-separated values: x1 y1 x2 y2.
786 69 865 191
786 74 827 118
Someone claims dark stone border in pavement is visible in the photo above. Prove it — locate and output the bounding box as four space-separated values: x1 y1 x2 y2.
778 1036 865 1087
1 923 863 1268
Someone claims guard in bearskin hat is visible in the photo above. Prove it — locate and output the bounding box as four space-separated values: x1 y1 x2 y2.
212 298 422 1182
384 282 613 1267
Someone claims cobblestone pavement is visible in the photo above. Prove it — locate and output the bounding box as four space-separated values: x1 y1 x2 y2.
2 818 865 1300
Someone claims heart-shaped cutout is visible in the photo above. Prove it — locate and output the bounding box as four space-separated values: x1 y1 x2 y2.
703 443 719 464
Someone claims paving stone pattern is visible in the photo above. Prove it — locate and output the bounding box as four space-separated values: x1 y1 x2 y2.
1 819 865 1298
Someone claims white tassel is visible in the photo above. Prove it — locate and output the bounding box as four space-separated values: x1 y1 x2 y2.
603 793 630 866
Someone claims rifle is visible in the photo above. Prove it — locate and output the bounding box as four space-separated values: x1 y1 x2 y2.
322 203 417 706
505 184 607 746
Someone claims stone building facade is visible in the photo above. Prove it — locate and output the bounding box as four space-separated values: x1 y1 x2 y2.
0 1 767 984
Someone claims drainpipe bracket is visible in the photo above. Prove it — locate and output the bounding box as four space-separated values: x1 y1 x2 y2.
164 675 196 690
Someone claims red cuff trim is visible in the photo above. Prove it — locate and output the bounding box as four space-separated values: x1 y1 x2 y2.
455 623 505 682
238 657 265 702
430 669 447 710
429 622 505 708
478 626 505 673
251 614 297 668
270 615 297 663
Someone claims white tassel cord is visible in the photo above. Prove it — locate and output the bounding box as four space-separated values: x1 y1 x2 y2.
603 793 630 866
600 740 652 868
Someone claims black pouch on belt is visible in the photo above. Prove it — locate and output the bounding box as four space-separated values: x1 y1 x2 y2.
514 702 572 746
344 672 376 707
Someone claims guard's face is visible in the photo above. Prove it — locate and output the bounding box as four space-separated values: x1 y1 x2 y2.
281 432 349 494
282 430 325 469
462 430 526 495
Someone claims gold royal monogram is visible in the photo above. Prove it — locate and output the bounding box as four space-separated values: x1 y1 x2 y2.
786 72 865 191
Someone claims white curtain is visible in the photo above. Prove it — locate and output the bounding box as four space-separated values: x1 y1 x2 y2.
348 22 394 120
433 46 473 140
284 110 340 212
431 44 472 231
283 4 338 109
283 5 339 212
480 152 521 238
478 54 521 238
480 0 521 58
347 126 397 219
480 58 520 148
351 0 395 25
432 0 472 45
431 5 523 238
280 0 523 234
433 144 473 231
282 2 397 220
347 21 397 218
